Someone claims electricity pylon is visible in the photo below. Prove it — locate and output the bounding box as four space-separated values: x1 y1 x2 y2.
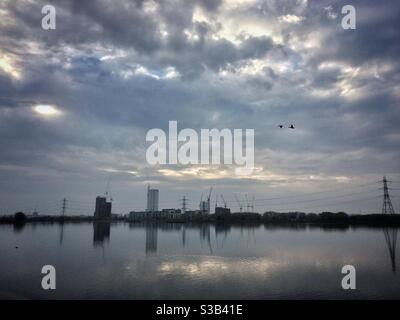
382 176 395 214
181 196 187 214
61 198 67 217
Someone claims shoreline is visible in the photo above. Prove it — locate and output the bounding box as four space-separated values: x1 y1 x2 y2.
1 213 400 228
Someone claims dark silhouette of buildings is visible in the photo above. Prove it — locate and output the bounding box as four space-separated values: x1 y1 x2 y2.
94 196 112 219
215 207 231 215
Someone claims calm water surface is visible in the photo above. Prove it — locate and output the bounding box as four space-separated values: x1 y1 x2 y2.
0 222 399 299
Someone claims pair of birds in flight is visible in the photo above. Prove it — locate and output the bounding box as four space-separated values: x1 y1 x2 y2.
278 124 295 129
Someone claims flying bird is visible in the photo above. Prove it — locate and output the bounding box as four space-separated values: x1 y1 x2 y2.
278 125 284 128
288 124 295 129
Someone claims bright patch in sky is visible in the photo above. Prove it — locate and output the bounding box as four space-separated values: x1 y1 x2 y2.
0 54 20 79
33 104 61 116
278 15 305 24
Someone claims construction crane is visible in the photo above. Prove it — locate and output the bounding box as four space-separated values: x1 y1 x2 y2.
220 195 227 208
104 175 113 202
234 194 243 212
199 192 203 211
245 194 250 212
206 187 212 214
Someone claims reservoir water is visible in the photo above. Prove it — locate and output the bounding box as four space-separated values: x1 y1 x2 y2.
0 222 399 299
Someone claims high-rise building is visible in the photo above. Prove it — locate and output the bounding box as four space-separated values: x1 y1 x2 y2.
200 201 209 214
146 185 159 213
94 196 112 219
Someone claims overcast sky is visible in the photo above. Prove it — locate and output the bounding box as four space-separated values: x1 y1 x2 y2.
0 0 399 215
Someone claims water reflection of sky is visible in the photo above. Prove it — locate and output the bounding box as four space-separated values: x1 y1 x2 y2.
0 223 398 299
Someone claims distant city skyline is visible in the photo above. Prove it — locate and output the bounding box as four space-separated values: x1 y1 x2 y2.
0 0 399 214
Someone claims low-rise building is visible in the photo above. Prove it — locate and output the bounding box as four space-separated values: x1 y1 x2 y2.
160 208 181 219
128 211 147 221
215 207 231 215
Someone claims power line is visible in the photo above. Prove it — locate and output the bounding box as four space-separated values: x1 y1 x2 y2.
249 188 379 205
257 195 382 212
227 181 379 204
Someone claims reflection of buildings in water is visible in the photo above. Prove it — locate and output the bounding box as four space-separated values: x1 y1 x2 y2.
131 222 182 254
383 228 398 273
93 222 111 246
12 222 26 233
146 223 158 254
199 224 213 254
246 228 256 246
215 224 231 249
238 225 256 245
215 224 231 238
59 222 64 246
200 224 209 242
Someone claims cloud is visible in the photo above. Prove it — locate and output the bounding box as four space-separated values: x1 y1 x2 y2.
0 0 399 213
